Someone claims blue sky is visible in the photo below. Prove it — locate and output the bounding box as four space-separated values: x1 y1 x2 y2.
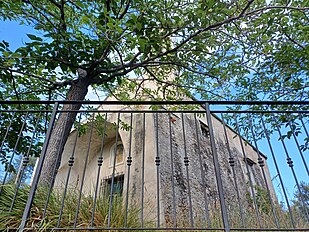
0 20 102 100
258 123 308 204
0 20 36 50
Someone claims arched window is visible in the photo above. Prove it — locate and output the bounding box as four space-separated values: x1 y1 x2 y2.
110 142 124 166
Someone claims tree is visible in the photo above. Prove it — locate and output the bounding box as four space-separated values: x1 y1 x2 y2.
0 105 45 185
293 182 309 223
0 0 308 187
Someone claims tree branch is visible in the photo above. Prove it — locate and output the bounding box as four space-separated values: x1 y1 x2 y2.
106 0 111 14
2 67 74 89
2 67 55 85
60 0 67 31
145 0 255 62
283 31 305 49
67 0 82 10
245 5 309 17
52 79 74 89
48 0 60 8
112 45 125 67
132 78 146 98
119 0 132 20
92 0 256 76
103 1 308 79
48 0 67 34
26 0 59 32
146 61 219 79
10 71 20 101
89 44 111 72
144 67 227 99
106 84 121 101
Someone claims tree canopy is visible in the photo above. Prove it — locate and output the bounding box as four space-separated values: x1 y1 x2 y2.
0 0 308 102
0 0 308 186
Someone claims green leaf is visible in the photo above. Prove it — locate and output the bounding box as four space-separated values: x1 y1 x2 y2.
268 18 274 26
26 34 43 41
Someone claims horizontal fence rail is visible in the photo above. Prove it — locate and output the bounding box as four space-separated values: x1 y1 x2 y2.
0 101 308 231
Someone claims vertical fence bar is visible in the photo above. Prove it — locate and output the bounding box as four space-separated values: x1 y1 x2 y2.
220 113 244 228
233 113 262 228
273 113 309 221
0 111 16 154
286 114 309 176
19 102 59 231
124 113 133 227
0 112 29 190
155 112 161 228
90 112 108 227
10 112 42 212
73 112 96 228
57 112 83 227
194 113 211 228
205 103 230 232
107 112 121 228
260 115 296 228
298 113 309 138
42 112 70 223
181 112 194 228
168 112 177 228
141 112 146 227
248 117 279 228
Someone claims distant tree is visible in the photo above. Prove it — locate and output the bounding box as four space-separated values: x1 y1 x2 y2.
0 110 44 184
293 182 309 223
0 0 308 187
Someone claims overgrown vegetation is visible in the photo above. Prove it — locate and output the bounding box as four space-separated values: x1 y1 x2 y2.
0 184 143 231
241 185 308 229
1 183 309 231
293 182 309 224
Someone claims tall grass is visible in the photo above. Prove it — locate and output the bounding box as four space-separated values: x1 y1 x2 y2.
0 184 142 231
0 184 308 231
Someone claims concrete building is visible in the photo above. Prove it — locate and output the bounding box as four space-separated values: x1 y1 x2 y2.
54 81 276 226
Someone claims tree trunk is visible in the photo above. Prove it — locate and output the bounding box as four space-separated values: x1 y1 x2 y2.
38 77 90 187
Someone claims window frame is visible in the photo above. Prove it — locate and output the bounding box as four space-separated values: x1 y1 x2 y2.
199 120 210 138
101 174 124 196
109 141 124 167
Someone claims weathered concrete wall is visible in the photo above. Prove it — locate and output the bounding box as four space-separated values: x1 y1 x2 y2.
54 110 159 220
54 107 276 227
155 112 275 226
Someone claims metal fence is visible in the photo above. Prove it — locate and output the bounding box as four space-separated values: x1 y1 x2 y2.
0 101 308 231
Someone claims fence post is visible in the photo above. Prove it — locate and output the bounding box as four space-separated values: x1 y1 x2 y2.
205 103 230 232
19 102 59 231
